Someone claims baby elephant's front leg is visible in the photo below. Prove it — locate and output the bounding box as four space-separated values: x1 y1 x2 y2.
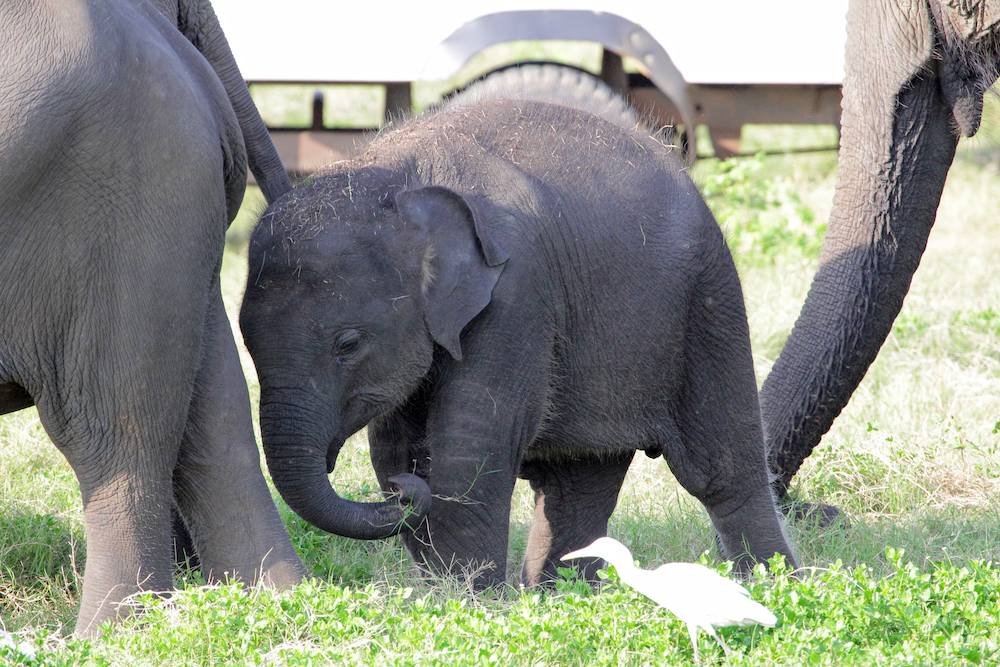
408 444 518 589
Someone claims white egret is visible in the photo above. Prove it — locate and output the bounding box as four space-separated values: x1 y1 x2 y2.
562 537 776 662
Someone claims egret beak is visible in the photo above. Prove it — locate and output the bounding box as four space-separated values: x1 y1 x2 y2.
561 546 597 561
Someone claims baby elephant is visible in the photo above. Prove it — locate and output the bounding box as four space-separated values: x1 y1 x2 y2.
240 99 795 587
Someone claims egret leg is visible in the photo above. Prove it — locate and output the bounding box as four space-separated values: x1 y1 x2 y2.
687 622 701 663
705 625 732 658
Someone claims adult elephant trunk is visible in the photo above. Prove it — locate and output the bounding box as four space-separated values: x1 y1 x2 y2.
259 385 431 540
759 0 998 498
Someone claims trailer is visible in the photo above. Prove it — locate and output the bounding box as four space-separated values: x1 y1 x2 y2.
212 0 847 170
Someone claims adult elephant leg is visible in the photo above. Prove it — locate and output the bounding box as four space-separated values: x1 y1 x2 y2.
172 283 306 588
68 462 175 635
519 449 634 587
33 314 198 636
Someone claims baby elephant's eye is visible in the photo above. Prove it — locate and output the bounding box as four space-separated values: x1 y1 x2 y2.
332 329 365 359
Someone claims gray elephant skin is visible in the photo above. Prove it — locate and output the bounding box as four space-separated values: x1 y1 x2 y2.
240 99 796 588
1 0 305 635
760 0 1000 499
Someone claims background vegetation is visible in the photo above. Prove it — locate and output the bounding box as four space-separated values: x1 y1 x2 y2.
3 44 1000 664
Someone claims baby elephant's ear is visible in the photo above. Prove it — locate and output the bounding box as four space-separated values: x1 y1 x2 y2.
395 186 508 361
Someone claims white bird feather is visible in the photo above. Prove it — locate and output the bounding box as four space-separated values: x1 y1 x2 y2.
562 537 776 663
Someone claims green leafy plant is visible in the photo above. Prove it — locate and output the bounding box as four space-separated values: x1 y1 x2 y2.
699 155 827 265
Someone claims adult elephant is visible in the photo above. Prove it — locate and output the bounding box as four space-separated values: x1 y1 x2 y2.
760 0 1000 501
0 0 304 635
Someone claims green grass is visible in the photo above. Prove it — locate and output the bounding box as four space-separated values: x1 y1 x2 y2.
7 554 1000 665
5 81 1000 665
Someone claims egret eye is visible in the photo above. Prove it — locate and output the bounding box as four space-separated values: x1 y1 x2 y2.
332 329 365 359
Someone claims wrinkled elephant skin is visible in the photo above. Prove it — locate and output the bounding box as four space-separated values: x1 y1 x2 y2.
241 99 796 588
760 0 1000 499
0 0 304 635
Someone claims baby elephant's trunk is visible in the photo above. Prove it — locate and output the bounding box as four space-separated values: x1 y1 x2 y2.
259 390 430 540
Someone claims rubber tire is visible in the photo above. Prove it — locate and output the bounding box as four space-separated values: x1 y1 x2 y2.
442 62 642 130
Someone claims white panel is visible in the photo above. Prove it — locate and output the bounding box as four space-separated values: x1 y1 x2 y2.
212 0 847 85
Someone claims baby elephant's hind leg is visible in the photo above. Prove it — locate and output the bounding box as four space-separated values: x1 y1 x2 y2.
665 252 797 573
520 450 634 587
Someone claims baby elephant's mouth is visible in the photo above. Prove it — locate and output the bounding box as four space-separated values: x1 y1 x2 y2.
342 387 396 425
324 392 390 474
326 438 341 475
